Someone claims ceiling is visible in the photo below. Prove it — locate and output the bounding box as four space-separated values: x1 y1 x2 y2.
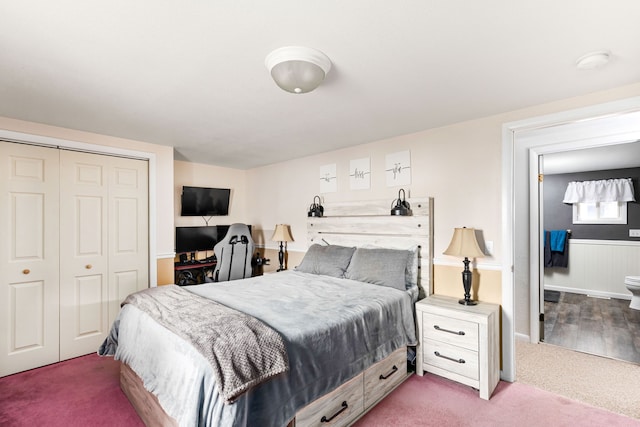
2 1 640 170
544 141 640 175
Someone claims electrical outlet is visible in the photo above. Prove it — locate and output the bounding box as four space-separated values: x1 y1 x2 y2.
484 241 493 255
630 229 640 238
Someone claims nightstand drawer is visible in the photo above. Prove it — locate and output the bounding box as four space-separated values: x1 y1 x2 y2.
423 313 479 351
423 338 479 381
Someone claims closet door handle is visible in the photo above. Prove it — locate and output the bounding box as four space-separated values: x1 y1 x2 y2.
85 264 92 269
23 269 30 275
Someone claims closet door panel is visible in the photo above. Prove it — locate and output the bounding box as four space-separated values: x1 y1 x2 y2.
59 150 109 361
108 157 149 325
0 142 60 377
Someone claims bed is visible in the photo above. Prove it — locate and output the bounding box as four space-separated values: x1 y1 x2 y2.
99 197 433 427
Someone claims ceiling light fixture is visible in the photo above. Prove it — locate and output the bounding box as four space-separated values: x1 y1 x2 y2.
265 46 332 94
575 50 610 70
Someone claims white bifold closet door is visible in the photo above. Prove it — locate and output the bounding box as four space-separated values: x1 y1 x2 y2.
59 150 148 360
0 142 148 376
0 142 61 376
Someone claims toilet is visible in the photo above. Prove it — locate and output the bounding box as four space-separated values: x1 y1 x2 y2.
625 276 640 310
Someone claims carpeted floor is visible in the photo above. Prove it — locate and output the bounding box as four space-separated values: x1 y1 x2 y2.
0 354 144 427
516 339 640 420
355 373 639 427
1 352 639 426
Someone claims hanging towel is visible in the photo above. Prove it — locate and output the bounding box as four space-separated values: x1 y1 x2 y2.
544 231 552 267
549 230 567 252
544 230 569 268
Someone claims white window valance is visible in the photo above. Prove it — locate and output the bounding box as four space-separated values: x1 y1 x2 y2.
563 178 635 203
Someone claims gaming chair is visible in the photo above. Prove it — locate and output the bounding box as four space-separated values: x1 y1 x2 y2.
213 223 255 282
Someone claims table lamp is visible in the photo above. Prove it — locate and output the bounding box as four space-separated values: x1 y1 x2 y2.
271 224 294 271
443 227 485 305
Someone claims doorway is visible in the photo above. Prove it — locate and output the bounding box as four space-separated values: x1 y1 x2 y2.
538 148 640 363
501 97 640 381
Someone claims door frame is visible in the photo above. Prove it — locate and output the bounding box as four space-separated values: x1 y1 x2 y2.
501 96 640 382
0 129 158 287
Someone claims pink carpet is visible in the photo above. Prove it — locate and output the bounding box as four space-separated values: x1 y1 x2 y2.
355 373 640 427
0 354 143 427
1 355 638 426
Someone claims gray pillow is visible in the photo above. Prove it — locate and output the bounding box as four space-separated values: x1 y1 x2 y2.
295 244 356 278
405 245 419 290
345 247 410 291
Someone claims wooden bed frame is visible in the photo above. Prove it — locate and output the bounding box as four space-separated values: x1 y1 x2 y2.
120 197 433 426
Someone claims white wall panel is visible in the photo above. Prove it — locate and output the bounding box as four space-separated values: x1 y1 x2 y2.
11 281 44 351
544 239 640 298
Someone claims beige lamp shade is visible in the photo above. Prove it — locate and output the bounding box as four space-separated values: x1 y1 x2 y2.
271 224 294 242
443 227 484 258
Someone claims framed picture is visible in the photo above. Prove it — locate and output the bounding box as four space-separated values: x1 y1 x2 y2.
319 163 337 193
385 150 411 187
349 157 370 190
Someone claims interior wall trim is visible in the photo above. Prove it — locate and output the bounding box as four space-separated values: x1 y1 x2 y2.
157 252 177 259
566 239 640 247
433 258 502 271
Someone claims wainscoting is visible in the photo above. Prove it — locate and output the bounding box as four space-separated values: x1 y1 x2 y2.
544 239 640 299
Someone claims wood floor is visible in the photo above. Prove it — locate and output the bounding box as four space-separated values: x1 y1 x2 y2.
543 291 640 364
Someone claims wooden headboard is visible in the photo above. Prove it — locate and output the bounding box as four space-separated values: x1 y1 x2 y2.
306 197 433 299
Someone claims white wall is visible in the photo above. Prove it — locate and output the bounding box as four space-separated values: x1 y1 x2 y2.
173 160 249 229
246 84 640 274
245 119 504 266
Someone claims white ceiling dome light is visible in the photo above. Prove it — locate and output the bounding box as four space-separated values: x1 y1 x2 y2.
575 50 611 70
265 46 332 94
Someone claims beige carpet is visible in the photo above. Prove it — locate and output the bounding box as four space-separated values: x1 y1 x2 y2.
516 340 640 420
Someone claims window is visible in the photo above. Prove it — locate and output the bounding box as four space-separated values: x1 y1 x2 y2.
563 178 635 225
572 201 628 224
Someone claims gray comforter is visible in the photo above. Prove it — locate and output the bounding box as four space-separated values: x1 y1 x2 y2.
105 285 289 403
100 271 417 427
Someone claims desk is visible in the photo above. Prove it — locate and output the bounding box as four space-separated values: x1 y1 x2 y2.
174 260 216 285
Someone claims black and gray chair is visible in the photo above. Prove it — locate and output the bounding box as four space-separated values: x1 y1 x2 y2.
213 223 255 282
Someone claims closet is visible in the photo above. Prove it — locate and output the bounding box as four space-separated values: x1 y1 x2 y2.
0 141 149 376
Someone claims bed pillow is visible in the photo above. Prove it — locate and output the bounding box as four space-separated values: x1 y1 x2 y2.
345 247 410 291
295 244 356 278
361 244 420 291
405 245 420 291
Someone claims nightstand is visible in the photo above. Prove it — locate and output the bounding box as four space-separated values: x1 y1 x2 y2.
415 295 500 400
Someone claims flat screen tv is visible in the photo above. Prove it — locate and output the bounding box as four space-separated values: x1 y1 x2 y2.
181 186 230 216
175 226 224 253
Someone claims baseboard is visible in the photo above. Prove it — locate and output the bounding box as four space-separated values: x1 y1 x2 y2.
544 284 630 301
515 332 530 342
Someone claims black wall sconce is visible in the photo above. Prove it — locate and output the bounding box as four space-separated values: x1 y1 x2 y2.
390 189 412 216
308 195 324 217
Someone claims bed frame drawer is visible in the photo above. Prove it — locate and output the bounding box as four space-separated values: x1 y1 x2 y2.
363 347 407 409
295 373 364 427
